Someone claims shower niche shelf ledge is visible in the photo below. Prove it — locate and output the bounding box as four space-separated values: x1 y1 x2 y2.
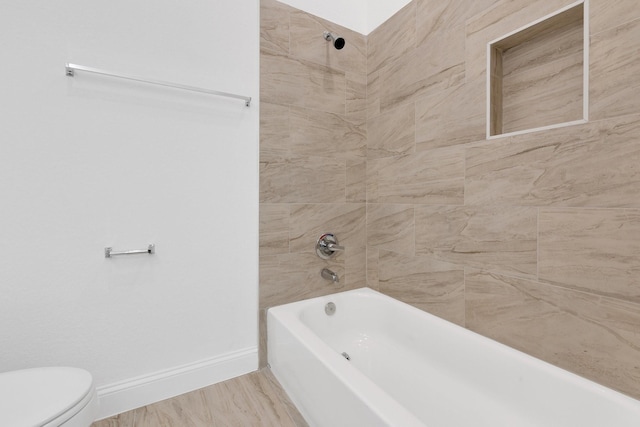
487 0 588 138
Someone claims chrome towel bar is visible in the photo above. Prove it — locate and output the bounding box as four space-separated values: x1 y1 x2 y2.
105 244 155 258
65 63 251 107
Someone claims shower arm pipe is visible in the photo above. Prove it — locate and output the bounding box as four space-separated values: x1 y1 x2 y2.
65 63 252 107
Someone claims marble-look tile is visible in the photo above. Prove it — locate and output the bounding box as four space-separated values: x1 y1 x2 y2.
499 11 583 78
257 0 367 375
465 0 576 82
346 159 366 203
590 18 640 121
465 115 640 207
464 25 491 84
366 204 415 256
379 33 465 112
261 155 346 203
288 203 366 253
286 156 345 203
498 12 584 133
415 79 485 150
346 72 367 125
366 70 381 120
415 206 537 279
260 252 346 309
255 0 640 409
261 48 346 115
367 102 415 159
260 0 291 55
260 204 289 255
539 208 640 302
260 160 291 203
260 246 365 306
345 244 367 288
465 270 640 400
290 107 365 161
378 250 465 325
289 11 366 74
590 0 640 35
498 12 584 134
260 102 290 162
367 146 465 205
466 0 576 40
418 0 500 47
367 1 416 74
501 51 583 133
401 14 469 121
416 0 468 47
366 246 380 290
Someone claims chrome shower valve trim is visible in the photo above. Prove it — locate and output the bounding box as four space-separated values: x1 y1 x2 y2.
316 233 344 259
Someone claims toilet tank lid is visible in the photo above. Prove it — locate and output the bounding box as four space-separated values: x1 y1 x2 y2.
0 367 95 426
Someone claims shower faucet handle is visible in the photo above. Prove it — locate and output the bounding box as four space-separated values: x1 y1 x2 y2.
316 233 344 259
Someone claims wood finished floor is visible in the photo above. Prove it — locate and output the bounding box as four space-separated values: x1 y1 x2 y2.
91 369 308 427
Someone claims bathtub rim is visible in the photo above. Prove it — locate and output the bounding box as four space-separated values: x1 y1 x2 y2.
268 288 426 426
268 287 640 425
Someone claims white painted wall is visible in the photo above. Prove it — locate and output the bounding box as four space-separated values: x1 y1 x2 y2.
0 0 259 418
277 0 412 34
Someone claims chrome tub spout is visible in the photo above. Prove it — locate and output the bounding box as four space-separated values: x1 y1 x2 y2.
321 268 339 283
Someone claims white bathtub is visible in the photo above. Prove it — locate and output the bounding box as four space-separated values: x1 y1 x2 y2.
267 287 640 427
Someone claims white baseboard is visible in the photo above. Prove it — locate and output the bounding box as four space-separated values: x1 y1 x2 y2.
94 347 258 420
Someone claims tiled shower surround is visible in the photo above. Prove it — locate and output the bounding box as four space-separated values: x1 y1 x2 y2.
260 0 640 401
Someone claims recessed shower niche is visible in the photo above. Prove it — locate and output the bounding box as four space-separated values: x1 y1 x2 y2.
488 0 588 138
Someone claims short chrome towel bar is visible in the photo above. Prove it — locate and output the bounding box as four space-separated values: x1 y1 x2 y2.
65 63 252 107
105 244 155 258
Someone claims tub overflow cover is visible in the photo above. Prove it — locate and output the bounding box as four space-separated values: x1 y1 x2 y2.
325 302 336 315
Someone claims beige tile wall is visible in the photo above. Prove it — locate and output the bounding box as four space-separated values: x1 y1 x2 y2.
261 0 640 400
365 0 640 400
494 3 585 134
259 0 367 367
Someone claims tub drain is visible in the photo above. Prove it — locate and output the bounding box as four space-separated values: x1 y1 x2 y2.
341 351 351 361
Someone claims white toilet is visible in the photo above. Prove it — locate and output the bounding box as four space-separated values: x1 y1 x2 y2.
0 367 98 427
